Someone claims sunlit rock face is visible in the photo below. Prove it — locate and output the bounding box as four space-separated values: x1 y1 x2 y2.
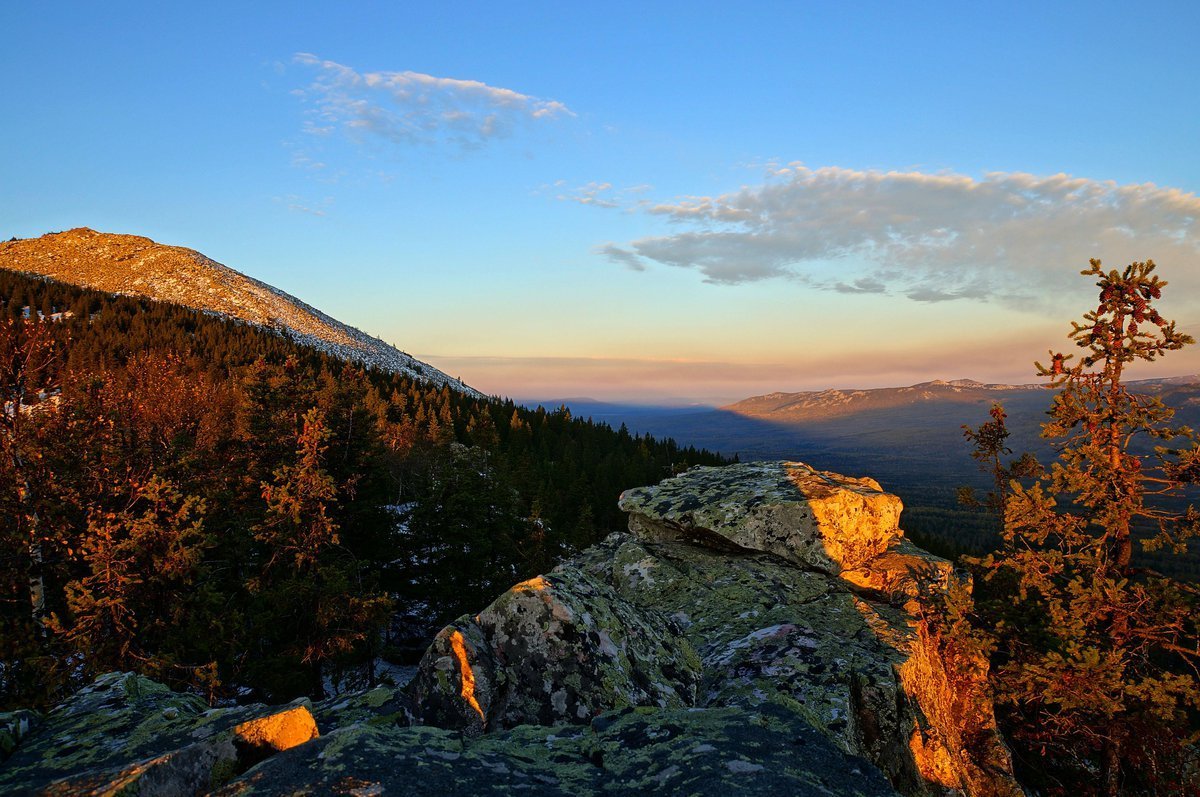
411 460 1019 797
619 461 905 572
617 462 1017 796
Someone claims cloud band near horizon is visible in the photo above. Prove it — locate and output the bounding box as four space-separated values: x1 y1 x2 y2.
598 165 1200 309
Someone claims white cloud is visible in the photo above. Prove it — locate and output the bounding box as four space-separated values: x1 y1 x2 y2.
561 181 618 208
293 53 573 150
605 165 1200 308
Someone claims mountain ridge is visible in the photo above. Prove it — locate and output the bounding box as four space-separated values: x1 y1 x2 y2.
0 228 480 397
725 374 1200 421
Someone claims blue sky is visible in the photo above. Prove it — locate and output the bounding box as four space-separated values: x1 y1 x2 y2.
4 2 1199 402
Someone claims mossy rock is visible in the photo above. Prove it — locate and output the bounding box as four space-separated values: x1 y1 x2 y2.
407 564 702 732
618 461 904 572
220 702 898 796
0 672 320 796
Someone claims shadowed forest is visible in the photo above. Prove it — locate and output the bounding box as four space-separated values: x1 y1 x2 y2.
0 268 724 707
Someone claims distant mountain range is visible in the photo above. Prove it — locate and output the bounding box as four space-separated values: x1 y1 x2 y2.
724 375 1200 422
533 376 1200 561
531 375 1200 435
0 228 480 397
725 379 1046 421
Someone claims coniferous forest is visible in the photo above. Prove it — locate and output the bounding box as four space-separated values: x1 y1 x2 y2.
0 268 725 708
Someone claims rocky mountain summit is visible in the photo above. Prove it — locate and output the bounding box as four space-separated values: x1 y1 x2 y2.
0 462 1021 796
0 228 479 396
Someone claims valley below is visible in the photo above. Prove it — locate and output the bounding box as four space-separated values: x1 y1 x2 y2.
541 377 1200 569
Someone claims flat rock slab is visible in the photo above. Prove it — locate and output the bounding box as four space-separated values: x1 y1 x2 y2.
619 461 903 573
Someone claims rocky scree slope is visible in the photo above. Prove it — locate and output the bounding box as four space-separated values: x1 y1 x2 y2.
0 228 479 396
0 461 1021 796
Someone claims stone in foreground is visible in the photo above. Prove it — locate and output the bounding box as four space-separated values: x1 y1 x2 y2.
219 703 897 797
0 672 318 796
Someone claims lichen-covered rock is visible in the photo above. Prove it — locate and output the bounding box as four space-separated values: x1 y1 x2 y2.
619 461 904 572
310 684 410 733
2 461 1021 797
612 461 1021 796
839 538 955 606
219 703 898 796
573 534 923 786
408 565 701 733
0 672 320 796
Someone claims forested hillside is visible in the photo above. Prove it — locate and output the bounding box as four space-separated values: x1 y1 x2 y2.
0 269 724 708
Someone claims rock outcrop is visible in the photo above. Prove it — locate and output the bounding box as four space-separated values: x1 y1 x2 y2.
0 672 319 795
412 462 1019 796
408 566 702 733
0 461 1020 796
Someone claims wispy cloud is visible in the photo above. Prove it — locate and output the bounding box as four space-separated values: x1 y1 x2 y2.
561 181 618 208
293 53 573 150
275 194 333 217
595 243 648 271
602 165 1200 307
552 181 653 209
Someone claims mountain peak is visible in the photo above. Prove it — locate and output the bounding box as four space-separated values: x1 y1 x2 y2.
0 229 480 396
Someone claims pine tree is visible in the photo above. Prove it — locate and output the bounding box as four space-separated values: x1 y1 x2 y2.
60 476 216 691
965 260 1200 794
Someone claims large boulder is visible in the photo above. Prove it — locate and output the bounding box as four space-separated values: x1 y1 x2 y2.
404 460 1018 796
408 564 701 732
613 461 1019 797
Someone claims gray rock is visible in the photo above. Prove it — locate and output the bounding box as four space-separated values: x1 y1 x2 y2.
619 461 904 573
218 703 898 796
407 564 701 733
0 707 41 761
0 672 319 796
613 461 1021 796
